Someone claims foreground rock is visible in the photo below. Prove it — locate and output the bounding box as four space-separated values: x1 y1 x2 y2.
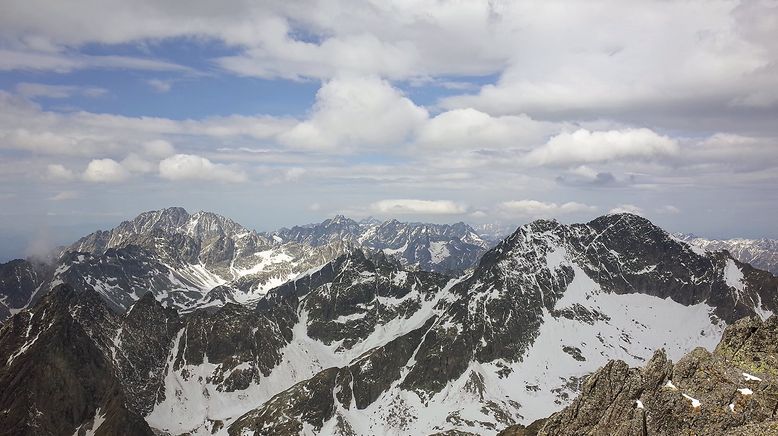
502 315 778 435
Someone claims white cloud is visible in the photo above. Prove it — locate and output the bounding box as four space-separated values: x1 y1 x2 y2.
1 127 110 156
16 82 107 99
609 204 644 215
0 49 192 73
416 108 555 150
440 1 778 119
279 76 428 151
45 163 75 181
83 158 129 182
121 153 154 173
159 154 247 183
369 199 467 215
498 200 597 218
0 92 291 157
525 128 678 167
142 139 175 158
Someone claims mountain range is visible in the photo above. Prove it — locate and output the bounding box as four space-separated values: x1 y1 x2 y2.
0 208 777 435
676 233 778 276
0 208 489 320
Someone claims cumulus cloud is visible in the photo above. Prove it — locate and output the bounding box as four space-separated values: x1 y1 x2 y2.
416 108 555 150
83 158 129 183
369 199 468 215
498 200 597 218
159 154 247 183
279 76 428 151
525 128 678 167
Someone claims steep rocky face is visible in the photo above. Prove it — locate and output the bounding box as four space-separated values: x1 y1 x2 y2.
0 285 153 436
273 250 448 348
145 249 451 435
51 247 208 312
677 233 778 276
531 315 778 436
0 259 51 320
113 292 183 415
276 215 490 273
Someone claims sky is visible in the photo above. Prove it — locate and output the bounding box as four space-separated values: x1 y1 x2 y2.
1 0 777 261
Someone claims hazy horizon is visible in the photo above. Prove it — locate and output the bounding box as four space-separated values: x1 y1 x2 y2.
2 204 774 263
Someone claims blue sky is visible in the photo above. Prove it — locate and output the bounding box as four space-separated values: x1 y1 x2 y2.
1 0 777 260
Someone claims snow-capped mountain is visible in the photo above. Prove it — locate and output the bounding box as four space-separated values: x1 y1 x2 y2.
2 212 776 435
0 208 491 319
275 215 490 273
676 233 778 276
0 208 350 317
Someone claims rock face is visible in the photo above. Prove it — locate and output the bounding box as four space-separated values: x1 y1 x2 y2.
529 315 778 436
0 285 153 436
275 215 490 274
1 212 777 436
0 259 51 319
677 233 778 276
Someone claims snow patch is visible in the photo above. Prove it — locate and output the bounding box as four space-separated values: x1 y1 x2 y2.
724 258 746 300
682 393 701 408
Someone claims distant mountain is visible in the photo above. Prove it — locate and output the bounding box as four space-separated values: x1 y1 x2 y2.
0 209 493 320
275 215 490 274
676 233 778 276
505 315 778 435
2 212 776 435
0 208 349 316
472 222 516 244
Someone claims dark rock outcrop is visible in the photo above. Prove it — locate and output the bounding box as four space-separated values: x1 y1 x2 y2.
0 285 153 436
